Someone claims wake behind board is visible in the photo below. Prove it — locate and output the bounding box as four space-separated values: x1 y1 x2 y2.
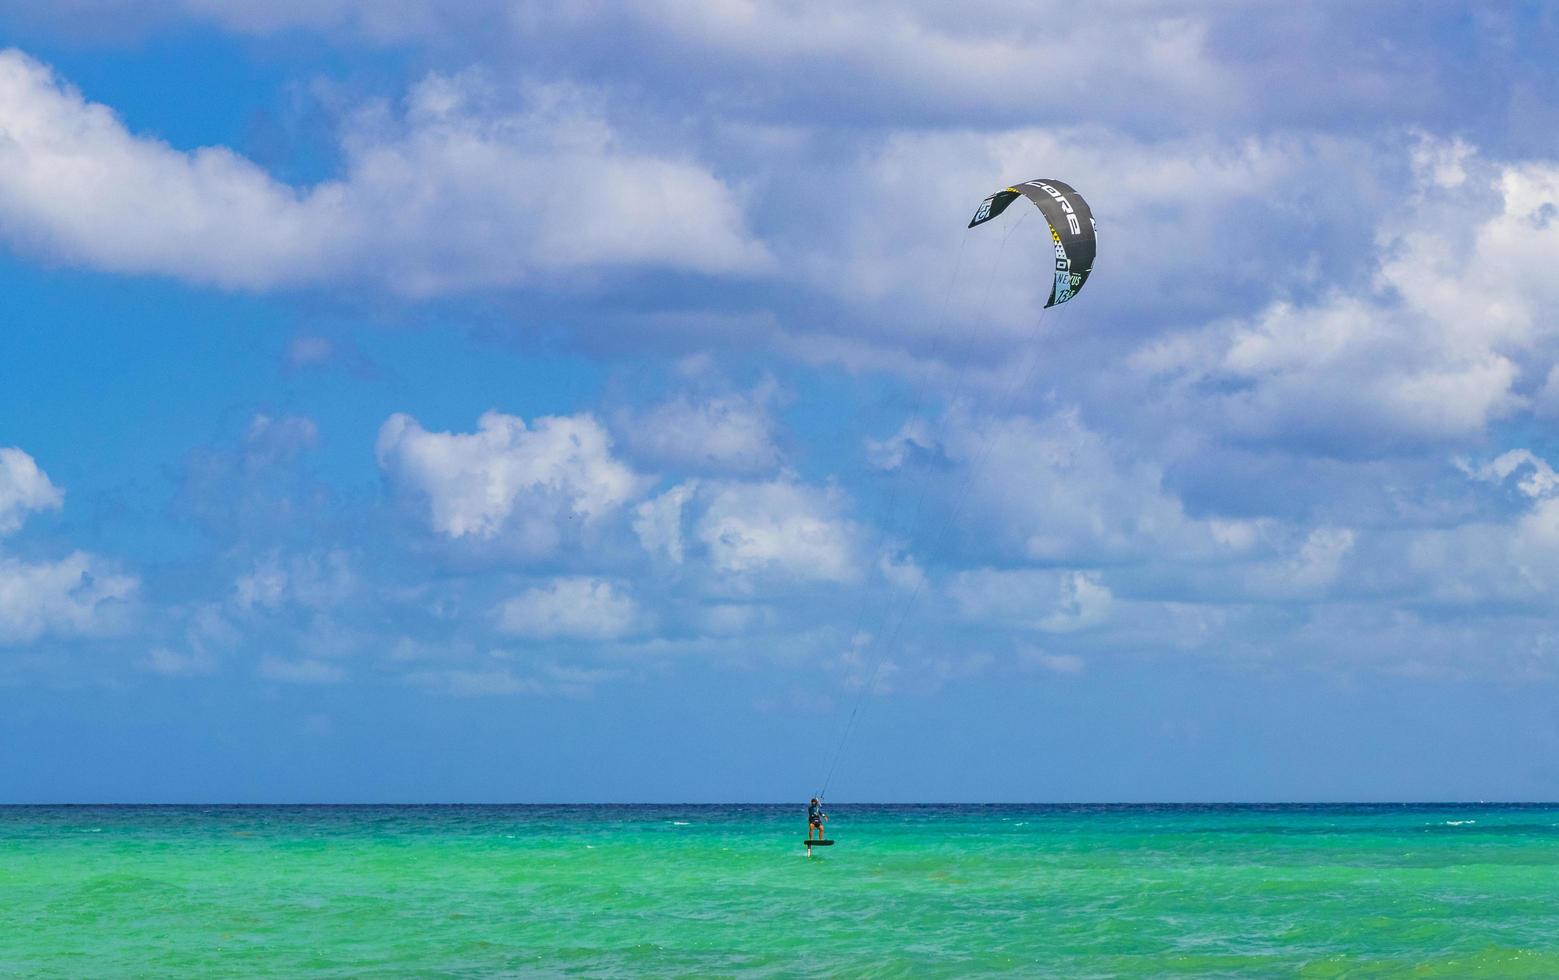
803 839 834 846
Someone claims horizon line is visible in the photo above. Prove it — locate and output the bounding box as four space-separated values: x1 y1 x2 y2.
0 800 1547 808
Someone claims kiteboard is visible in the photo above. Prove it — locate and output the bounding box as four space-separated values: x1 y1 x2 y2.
803 839 834 846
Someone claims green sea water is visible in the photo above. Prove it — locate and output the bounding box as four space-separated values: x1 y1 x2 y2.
3 804 1559 977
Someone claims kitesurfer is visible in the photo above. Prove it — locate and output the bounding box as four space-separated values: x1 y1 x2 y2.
807 798 826 840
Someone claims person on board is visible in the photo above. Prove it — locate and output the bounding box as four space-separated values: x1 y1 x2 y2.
807 798 827 841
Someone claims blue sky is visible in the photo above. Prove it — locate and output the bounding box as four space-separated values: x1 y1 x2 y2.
3 2 1559 802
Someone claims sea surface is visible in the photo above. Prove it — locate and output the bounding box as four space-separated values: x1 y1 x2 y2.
3 803 1558 976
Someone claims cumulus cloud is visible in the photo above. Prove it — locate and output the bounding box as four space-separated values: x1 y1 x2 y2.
952 568 1113 633
497 577 642 641
243 414 319 469
233 550 354 611
173 0 465 41
176 412 330 537
69 1 1473 138
8 5 1559 691
866 418 938 471
1265 527 1355 598
694 478 859 583
0 449 137 646
633 481 697 564
133 602 241 679
1350 448 1559 610
377 410 646 546
0 50 349 288
1152 298 1522 449
0 552 138 644
0 447 63 535
783 126 1392 363
140 646 218 677
908 406 1217 565
617 382 783 473
631 474 862 585
0 50 769 292
1462 449 1559 500
878 549 926 592
1135 140 1559 452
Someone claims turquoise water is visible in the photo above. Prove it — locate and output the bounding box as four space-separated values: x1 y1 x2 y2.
4 804 1559 976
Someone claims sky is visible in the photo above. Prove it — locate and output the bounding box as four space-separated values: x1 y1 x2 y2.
3 1 1559 803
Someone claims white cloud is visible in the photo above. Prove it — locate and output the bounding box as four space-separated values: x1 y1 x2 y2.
0 50 769 293
866 418 937 471
636 474 865 586
257 655 347 684
243 413 319 468
786 126 1387 362
633 481 697 564
0 447 63 535
0 50 350 288
286 335 336 367
140 646 218 677
234 550 354 610
177 0 463 41
233 560 286 610
339 71 772 294
1364 451 1559 608
1273 527 1355 596
1209 518 1265 552
1460 449 1559 500
408 661 617 697
618 1 1227 104
1136 141 1559 450
695 477 859 583
932 407 1209 563
11 3 1225 108
697 602 771 635
1023 649 1086 675
24 2 1444 139
134 604 237 677
878 550 926 592
1174 297 1521 447
0 552 138 645
618 383 782 473
0 448 138 646
409 666 542 697
952 568 1113 633
497 577 641 640
376 410 646 546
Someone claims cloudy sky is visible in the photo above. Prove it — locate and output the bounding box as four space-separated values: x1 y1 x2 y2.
4 2 1559 802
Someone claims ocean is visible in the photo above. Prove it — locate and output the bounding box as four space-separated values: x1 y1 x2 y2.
3 804 1557 976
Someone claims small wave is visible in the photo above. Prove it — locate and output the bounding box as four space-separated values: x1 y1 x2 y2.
1442 820 1476 826
672 821 690 826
